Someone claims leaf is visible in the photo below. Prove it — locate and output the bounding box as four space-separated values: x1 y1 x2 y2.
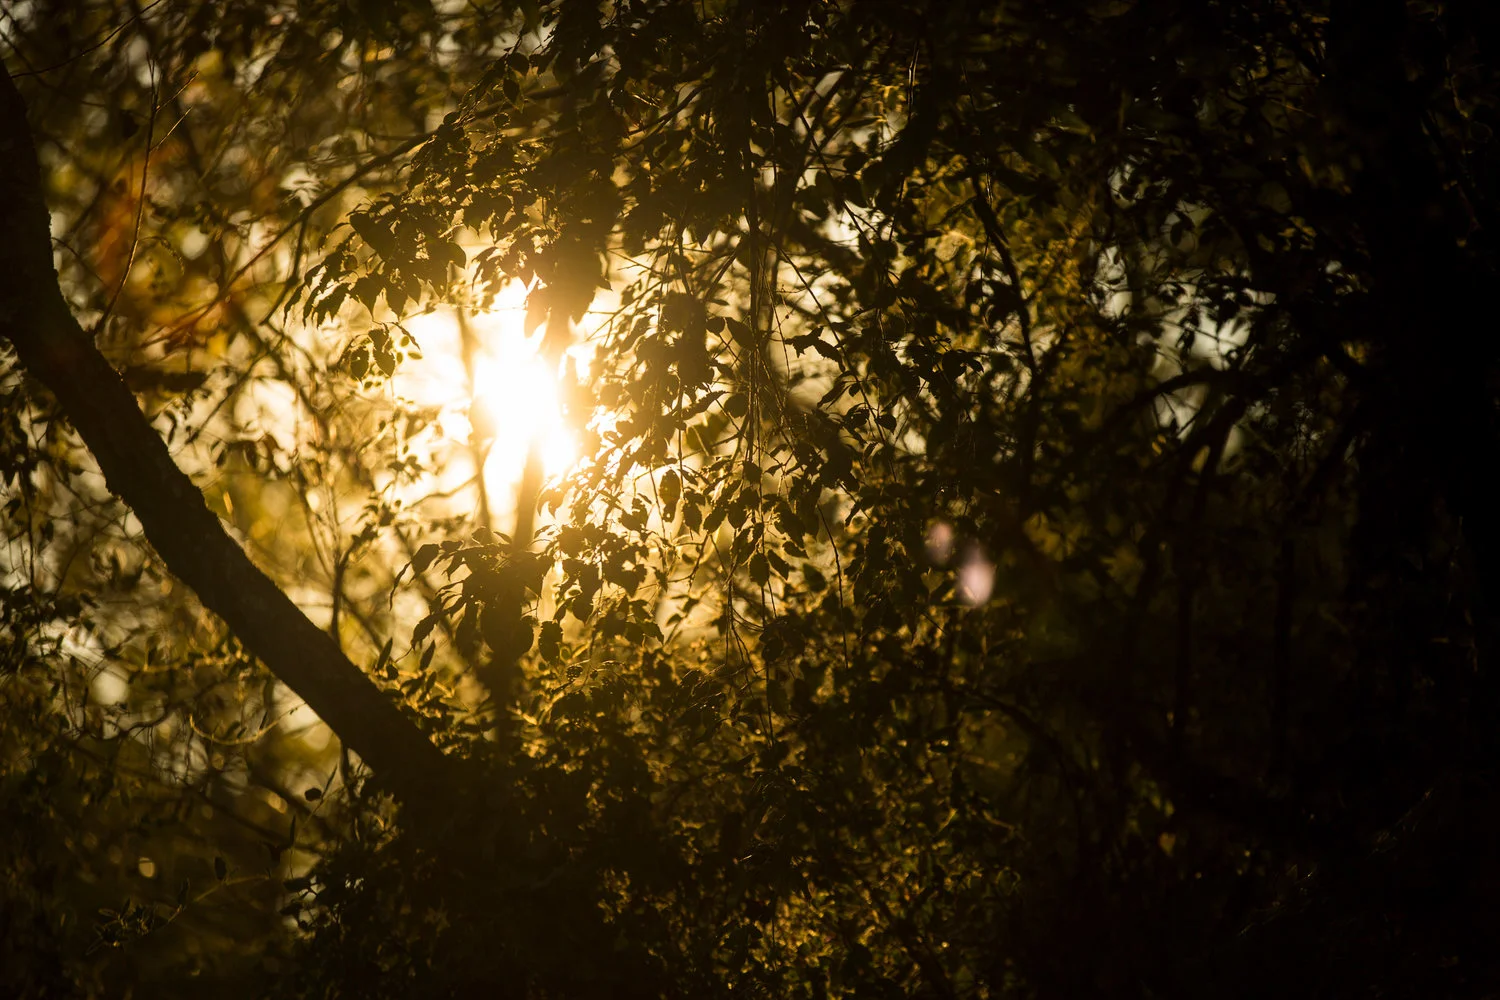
704 502 727 534
724 317 753 345
748 552 770 586
374 637 394 677
352 274 384 311
481 605 534 660
412 609 442 647
538 619 563 662
350 213 395 258
659 467 681 520
411 543 440 574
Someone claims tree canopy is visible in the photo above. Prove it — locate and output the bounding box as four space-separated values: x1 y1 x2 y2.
3 0 1500 996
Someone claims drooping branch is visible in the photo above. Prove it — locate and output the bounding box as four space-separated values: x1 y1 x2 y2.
0 65 452 805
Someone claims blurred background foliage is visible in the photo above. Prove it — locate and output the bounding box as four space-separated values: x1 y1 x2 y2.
4 0 1500 995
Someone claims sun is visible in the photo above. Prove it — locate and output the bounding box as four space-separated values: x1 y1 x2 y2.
393 284 581 526
468 341 579 482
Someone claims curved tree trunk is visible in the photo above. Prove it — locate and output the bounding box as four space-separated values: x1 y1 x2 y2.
0 64 453 806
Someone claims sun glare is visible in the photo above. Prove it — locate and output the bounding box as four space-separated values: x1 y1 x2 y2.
469 347 579 481
393 285 580 520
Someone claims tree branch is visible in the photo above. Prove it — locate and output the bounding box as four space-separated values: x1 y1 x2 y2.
0 64 453 807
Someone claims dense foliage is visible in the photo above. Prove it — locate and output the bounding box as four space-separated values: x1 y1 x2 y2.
4 0 1500 996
